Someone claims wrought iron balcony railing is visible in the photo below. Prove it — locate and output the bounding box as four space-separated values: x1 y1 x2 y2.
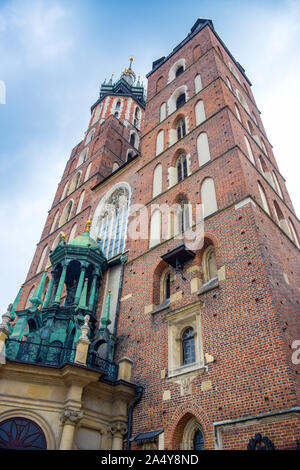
5 339 118 381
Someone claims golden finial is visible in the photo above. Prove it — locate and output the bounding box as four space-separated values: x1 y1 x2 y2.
61 233 66 239
86 220 92 233
85 278 89 282
108 289 111 294
97 237 101 241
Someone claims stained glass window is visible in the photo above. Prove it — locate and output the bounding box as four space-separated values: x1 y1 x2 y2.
97 186 129 259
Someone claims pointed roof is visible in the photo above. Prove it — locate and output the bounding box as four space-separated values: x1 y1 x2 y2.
91 58 145 113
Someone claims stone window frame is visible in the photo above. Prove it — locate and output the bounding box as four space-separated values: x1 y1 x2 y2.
165 301 205 379
168 58 186 84
202 245 217 284
181 417 205 450
160 268 171 304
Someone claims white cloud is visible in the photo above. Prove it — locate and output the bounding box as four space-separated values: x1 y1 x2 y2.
1 0 73 65
228 0 300 215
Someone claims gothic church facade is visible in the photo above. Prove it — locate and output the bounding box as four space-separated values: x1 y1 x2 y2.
0 18 300 450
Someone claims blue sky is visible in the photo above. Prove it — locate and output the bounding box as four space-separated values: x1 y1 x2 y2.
0 0 299 314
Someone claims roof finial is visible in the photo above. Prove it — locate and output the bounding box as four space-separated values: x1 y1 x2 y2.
129 56 134 70
108 73 114 85
85 220 92 233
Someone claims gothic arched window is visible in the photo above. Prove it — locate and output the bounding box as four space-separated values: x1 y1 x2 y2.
176 66 184 77
176 93 186 110
182 327 195 365
133 107 141 128
94 185 130 259
177 154 188 182
178 199 190 234
0 418 47 450
177 118 186 140
160 270 171 303
203 246 218 282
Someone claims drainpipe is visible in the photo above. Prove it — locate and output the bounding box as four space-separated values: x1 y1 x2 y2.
126 386 143 450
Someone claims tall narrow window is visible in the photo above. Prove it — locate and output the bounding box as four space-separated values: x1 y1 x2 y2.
84 162 92 182
236 89 250 113
261 139 268 155
161 271 171 302
194 74 202 93
77 149 88 168
178 200 190 233
50 211 59 234
195 100 206 126
61 182 68 201
59 200 74 227
176 66 184 77
289 218 300 249
201 178 218 217
177 154 188 182
134 107 141 128
273 200 291 237
182 328 196 365
177 118 186 140
36 245 48 274
149 210 161 248
76 191 85 214
226 77 233 91
94 185 130 259
159 102 166 122
153 164 162 198
156 130 164 156
247 120 255 136
244 136 255 165
235 103 242 122
130 133 136 147
272 171 283 199
176 93 186 109
257 182 270 215
197 132 210 167
86 129 95 145
229 63 241 83
68 172 81 194
207 248 217 280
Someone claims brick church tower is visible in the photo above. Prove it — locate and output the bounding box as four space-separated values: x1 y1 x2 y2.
0 19 299 450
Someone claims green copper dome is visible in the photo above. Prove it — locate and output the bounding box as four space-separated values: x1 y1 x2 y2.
68 221 100 250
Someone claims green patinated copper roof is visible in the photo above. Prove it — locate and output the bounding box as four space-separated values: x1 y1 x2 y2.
68 221 100 250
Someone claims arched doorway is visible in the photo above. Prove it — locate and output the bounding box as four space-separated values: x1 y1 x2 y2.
173 414 205 450
0 417 47 449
